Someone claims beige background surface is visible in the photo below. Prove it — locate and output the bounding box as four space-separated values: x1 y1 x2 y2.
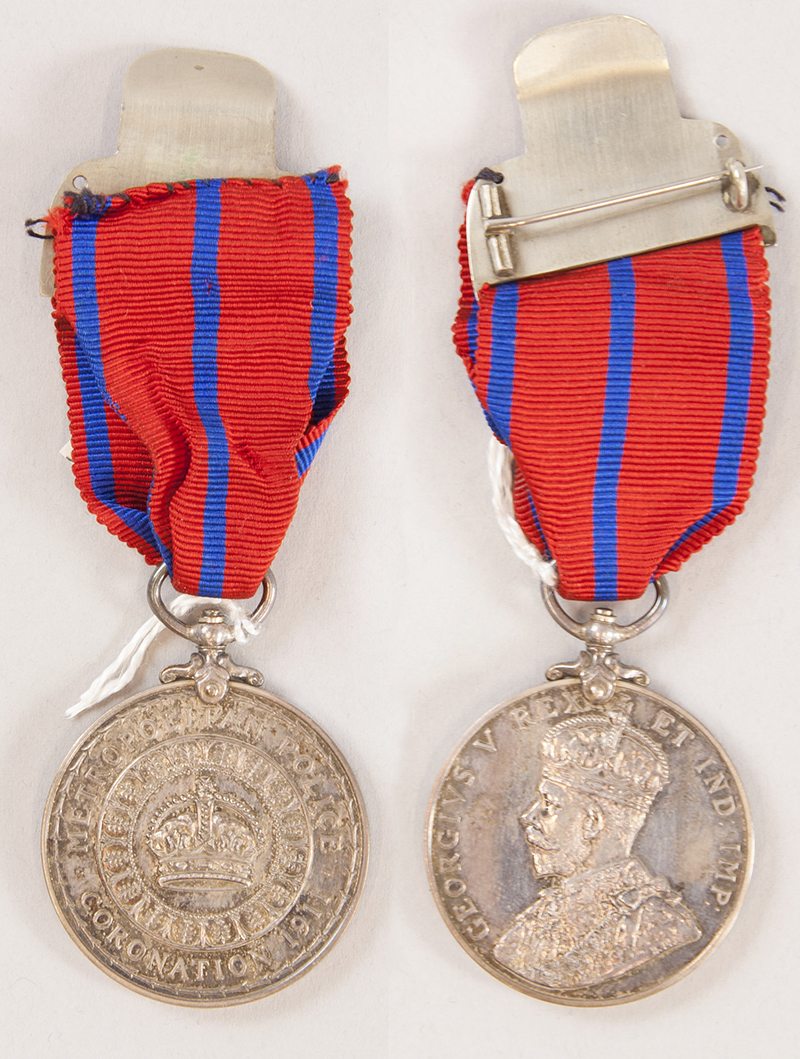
1 0 797 1055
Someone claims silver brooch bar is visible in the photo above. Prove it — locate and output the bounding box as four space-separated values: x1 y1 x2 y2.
466 15 776 290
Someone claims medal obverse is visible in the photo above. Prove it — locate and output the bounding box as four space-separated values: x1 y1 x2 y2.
427 679 751 1005
44 681 367 1005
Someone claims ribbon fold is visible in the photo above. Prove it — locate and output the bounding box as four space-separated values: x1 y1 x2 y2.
50 171 353 598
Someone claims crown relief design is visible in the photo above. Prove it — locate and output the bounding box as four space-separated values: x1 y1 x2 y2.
146 774 266 893
541 708 670 812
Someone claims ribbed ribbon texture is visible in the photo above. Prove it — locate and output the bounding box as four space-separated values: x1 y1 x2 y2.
49 171 352 598
455 202 771 601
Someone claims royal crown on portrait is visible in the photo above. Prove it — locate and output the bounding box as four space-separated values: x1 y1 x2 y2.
541 709 669 812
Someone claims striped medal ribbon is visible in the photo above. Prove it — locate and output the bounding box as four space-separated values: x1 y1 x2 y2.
48 170 352 598
454 199 771 601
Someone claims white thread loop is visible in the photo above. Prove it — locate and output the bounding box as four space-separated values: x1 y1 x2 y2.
66 595 262 718
488 435 557 586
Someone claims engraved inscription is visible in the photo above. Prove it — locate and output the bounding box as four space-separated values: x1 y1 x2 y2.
44 682 367 1005
435 830 489 941
472 727 497 753
650 709 696 748
696 757 737 816
710 843 744 907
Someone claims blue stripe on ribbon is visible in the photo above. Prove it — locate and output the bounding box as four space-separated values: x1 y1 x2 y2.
593 257 636 598
466 297 479 366
315 357 337 423
715 231 756 503
71 214 165 560
72 213 115 411
191 179 228 594
485 284 550 556
295 431 327 477
303 172 340 427
486 282 519 445
664 230 755 559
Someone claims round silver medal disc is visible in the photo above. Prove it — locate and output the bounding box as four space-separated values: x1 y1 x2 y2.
427 678 751 1005
43 681 367 1005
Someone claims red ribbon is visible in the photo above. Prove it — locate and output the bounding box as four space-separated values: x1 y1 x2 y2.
49 172 352 598
454 184 771 601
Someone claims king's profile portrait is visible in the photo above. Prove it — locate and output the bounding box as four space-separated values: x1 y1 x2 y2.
493 708 702 990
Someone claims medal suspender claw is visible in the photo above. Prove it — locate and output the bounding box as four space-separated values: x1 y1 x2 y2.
427 15 775 1006
35 49 367 1006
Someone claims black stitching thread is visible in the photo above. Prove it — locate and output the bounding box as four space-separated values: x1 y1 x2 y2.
63 187 108 216
25 217 51 239
476 167 504 184
765 185 786 212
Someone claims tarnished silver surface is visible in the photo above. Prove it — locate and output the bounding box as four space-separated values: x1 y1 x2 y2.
427 679 751 1005
466 15 776 290
44 681 367 1005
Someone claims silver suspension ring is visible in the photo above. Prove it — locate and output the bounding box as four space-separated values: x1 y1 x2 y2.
541 577 669 705
147 562 277 641
541 576 669 644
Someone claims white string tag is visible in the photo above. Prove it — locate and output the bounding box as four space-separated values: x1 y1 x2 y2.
488 435 557 585
66 595 261 718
